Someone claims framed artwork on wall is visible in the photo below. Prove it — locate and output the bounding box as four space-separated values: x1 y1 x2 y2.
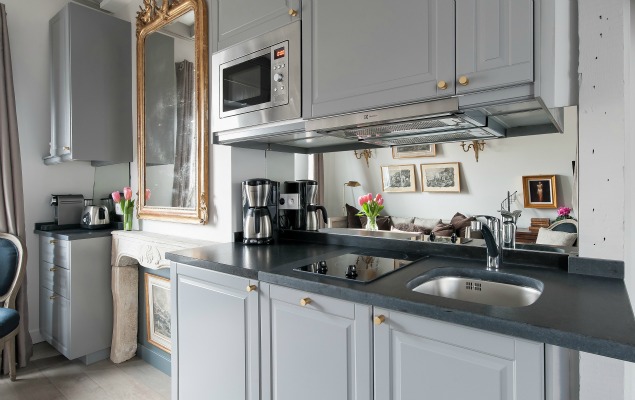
392 144 436 159
145 273 172 353
420 162 461 192
522 175 557 208
380 164 417 192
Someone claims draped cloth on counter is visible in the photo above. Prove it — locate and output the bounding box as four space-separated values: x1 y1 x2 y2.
172 60 196 208
0 3 33 373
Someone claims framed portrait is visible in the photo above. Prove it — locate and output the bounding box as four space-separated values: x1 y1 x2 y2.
522 175 557 208
392 144 436 159
145 273 171 353
380 164 417 192
420 162 461 192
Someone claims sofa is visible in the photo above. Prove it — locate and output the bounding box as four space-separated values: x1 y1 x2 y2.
327 204 482 238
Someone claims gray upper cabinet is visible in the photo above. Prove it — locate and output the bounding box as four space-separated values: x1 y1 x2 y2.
455 0 534 95
213 0 301 52
171 264 260 400
260 283 373 400
374 308 544 400
302 0 455 119
46 3 132 165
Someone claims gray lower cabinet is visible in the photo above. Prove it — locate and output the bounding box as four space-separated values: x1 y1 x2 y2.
373 308 545 400
302 0 455 118
213 0 301 51
260 283 373 400
455 0 534 94
38 235 113 363
171 263 260 400
47 2 131 164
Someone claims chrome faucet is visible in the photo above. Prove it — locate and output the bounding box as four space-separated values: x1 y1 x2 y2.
471 215 503 270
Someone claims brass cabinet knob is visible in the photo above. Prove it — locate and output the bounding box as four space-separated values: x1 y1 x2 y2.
49 240 57 244
49 295 58 300
288 8 298 17
458 76 470 86
63 146 70 151
437 80 448 90
246 284 257 292
49 267 58 272
300 297 312 306
374 315 386 325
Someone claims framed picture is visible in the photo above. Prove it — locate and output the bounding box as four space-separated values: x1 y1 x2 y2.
420 162 461 192
522 175 557 208
145 273 171 353
380 164 417 192
392 144 436 159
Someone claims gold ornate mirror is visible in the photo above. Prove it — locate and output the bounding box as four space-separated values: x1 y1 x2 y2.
136 0 208 223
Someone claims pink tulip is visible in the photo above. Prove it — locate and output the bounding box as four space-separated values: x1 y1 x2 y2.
112 191 121 203
358 195 365 206
375 193 382 201
377 197 384 205
145 188 151 201
123 187 132 200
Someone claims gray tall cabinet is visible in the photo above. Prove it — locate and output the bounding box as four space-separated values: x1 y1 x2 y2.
46 2 132 165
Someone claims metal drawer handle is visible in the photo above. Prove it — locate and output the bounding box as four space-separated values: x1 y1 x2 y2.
49 240 57 244
246 285 257 293
63 146 70 151
49 267 58 272
300 297 312 306
49 295 58 300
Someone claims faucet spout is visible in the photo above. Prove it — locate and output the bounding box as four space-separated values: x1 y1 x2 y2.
471 218 502 270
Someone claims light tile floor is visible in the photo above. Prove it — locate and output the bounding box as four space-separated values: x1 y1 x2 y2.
0 342 170 400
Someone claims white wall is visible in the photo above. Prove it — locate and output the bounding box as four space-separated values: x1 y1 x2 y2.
3 0 110 342
323 108 577 227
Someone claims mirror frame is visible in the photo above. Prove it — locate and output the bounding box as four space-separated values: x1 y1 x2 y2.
136 0 209 224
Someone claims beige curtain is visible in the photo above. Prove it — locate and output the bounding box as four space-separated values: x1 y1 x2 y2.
0 3 32 372
171 60 195 208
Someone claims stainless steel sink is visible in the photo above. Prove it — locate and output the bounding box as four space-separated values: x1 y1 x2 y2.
407 267 544 307
513 243 566 253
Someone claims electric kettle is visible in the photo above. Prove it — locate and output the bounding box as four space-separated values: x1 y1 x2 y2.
80 205 110 229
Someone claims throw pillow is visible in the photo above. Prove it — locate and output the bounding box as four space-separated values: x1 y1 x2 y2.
450 212 476 238
391 216 415 225
413 218 442 231
345 204 363 229
431 222 455 237
392 222 430 234
535 228 577 247
360 215 392 231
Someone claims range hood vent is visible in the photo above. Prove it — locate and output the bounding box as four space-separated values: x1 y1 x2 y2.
307 97 506 145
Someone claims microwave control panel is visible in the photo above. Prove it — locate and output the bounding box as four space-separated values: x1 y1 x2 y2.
271 41 289 106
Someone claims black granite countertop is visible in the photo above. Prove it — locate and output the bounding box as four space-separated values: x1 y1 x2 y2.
166 231 635 363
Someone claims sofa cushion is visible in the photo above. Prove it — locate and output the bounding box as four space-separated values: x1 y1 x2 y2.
391 216 415 225
392 223 430 234
431 222 455 237
413 218 442 231
360 215 392 231
450 212 476 238
345 204 363 229
536 228 577 247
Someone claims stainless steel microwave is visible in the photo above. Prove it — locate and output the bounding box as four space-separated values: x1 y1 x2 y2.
212 21 301 133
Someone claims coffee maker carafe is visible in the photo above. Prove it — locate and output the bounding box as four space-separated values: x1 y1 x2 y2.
279 180 328 231
242 179 279 244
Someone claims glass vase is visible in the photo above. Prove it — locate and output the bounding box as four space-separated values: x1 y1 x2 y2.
365 215 378 231
123 207 133 231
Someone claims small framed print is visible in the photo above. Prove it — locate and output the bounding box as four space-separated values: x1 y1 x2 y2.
522 175 557 208
145 273 171 353
420 162 461 192
392 144 436 159
380 164 417 192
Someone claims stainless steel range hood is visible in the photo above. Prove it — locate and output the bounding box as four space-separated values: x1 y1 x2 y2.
305 98 505 146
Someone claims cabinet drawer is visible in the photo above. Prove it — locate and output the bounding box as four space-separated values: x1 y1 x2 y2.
269 284 355 320
39 286 70 351
39 236 70 269
40 261 70 299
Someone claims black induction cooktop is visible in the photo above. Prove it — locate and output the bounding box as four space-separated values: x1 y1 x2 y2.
294 250 424 283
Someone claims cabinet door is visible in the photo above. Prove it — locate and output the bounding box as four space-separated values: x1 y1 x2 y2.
174 266 259 400
374 308 544 400
261 284 372 400
303 0 455 118
455 0 534 94
49 7 70 156
214 0 301 51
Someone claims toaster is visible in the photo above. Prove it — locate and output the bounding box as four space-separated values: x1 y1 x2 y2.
80 205 110 229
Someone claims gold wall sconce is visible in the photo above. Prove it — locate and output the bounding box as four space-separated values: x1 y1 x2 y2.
354 149 374 167
460 140 486 162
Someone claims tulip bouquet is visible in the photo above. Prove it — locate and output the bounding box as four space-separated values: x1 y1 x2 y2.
112 187 151 231
356 193 384 231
